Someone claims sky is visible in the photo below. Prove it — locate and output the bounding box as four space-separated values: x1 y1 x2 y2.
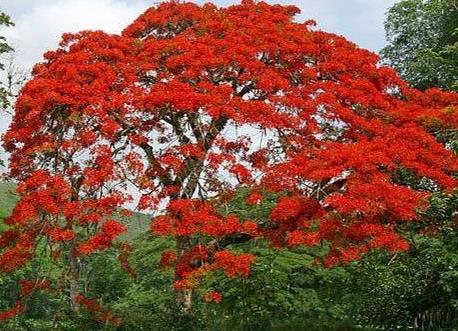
0 0 399 156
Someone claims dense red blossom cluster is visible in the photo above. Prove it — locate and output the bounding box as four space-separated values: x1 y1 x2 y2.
213 251 256 278
203 290 222 303
168 244 256 291
78 220 126 255
1 0 458 314
151 199 258 237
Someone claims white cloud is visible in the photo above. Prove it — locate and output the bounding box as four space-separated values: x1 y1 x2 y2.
1 0 149 68
283 0 398 51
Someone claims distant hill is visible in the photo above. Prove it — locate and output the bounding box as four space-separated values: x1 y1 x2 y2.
118 211 151 240
0 182 150 239
0 181 19 220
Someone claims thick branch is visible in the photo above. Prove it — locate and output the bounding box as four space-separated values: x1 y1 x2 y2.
140 142 174 187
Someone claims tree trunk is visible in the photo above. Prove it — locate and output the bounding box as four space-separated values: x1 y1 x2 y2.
175 236 193 314
69 255 80 314
175 288 193 313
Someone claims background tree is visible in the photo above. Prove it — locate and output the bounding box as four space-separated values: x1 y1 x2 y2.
380 3 458 329
2 0 458 324
0 11 14 112
0 53 29 116
381 0 458 91
0 11 27 173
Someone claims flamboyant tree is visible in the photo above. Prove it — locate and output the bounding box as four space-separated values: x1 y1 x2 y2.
1 0 458 319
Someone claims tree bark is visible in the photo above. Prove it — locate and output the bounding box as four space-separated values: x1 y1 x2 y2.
69 255 80 314
175 235 193 314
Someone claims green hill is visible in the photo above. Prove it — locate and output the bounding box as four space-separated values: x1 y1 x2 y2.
117 210 151 240
0 181 19 222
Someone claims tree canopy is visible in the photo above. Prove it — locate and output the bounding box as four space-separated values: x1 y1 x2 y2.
1 0 458 322
382 0 458 91
0 11 14 111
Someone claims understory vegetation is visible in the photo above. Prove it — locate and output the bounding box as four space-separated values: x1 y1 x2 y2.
0 185 456 331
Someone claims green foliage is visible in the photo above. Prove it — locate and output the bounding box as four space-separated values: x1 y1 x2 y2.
0 253 76 330
382 0 458 91
346 231 458 330
0 12 13 64
109 234 177 331
198 244 357 330
0 11 14 110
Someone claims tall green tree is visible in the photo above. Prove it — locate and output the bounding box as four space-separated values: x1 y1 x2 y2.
382 0 458 91
0 11 14 111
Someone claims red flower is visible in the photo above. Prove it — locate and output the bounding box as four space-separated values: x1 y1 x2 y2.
158 250 177 269
203 290 222 304
102 220 127 239
213 251 256 278
246 191 263 205
230 164 252 183
0 302 26 320
47 228 75 242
